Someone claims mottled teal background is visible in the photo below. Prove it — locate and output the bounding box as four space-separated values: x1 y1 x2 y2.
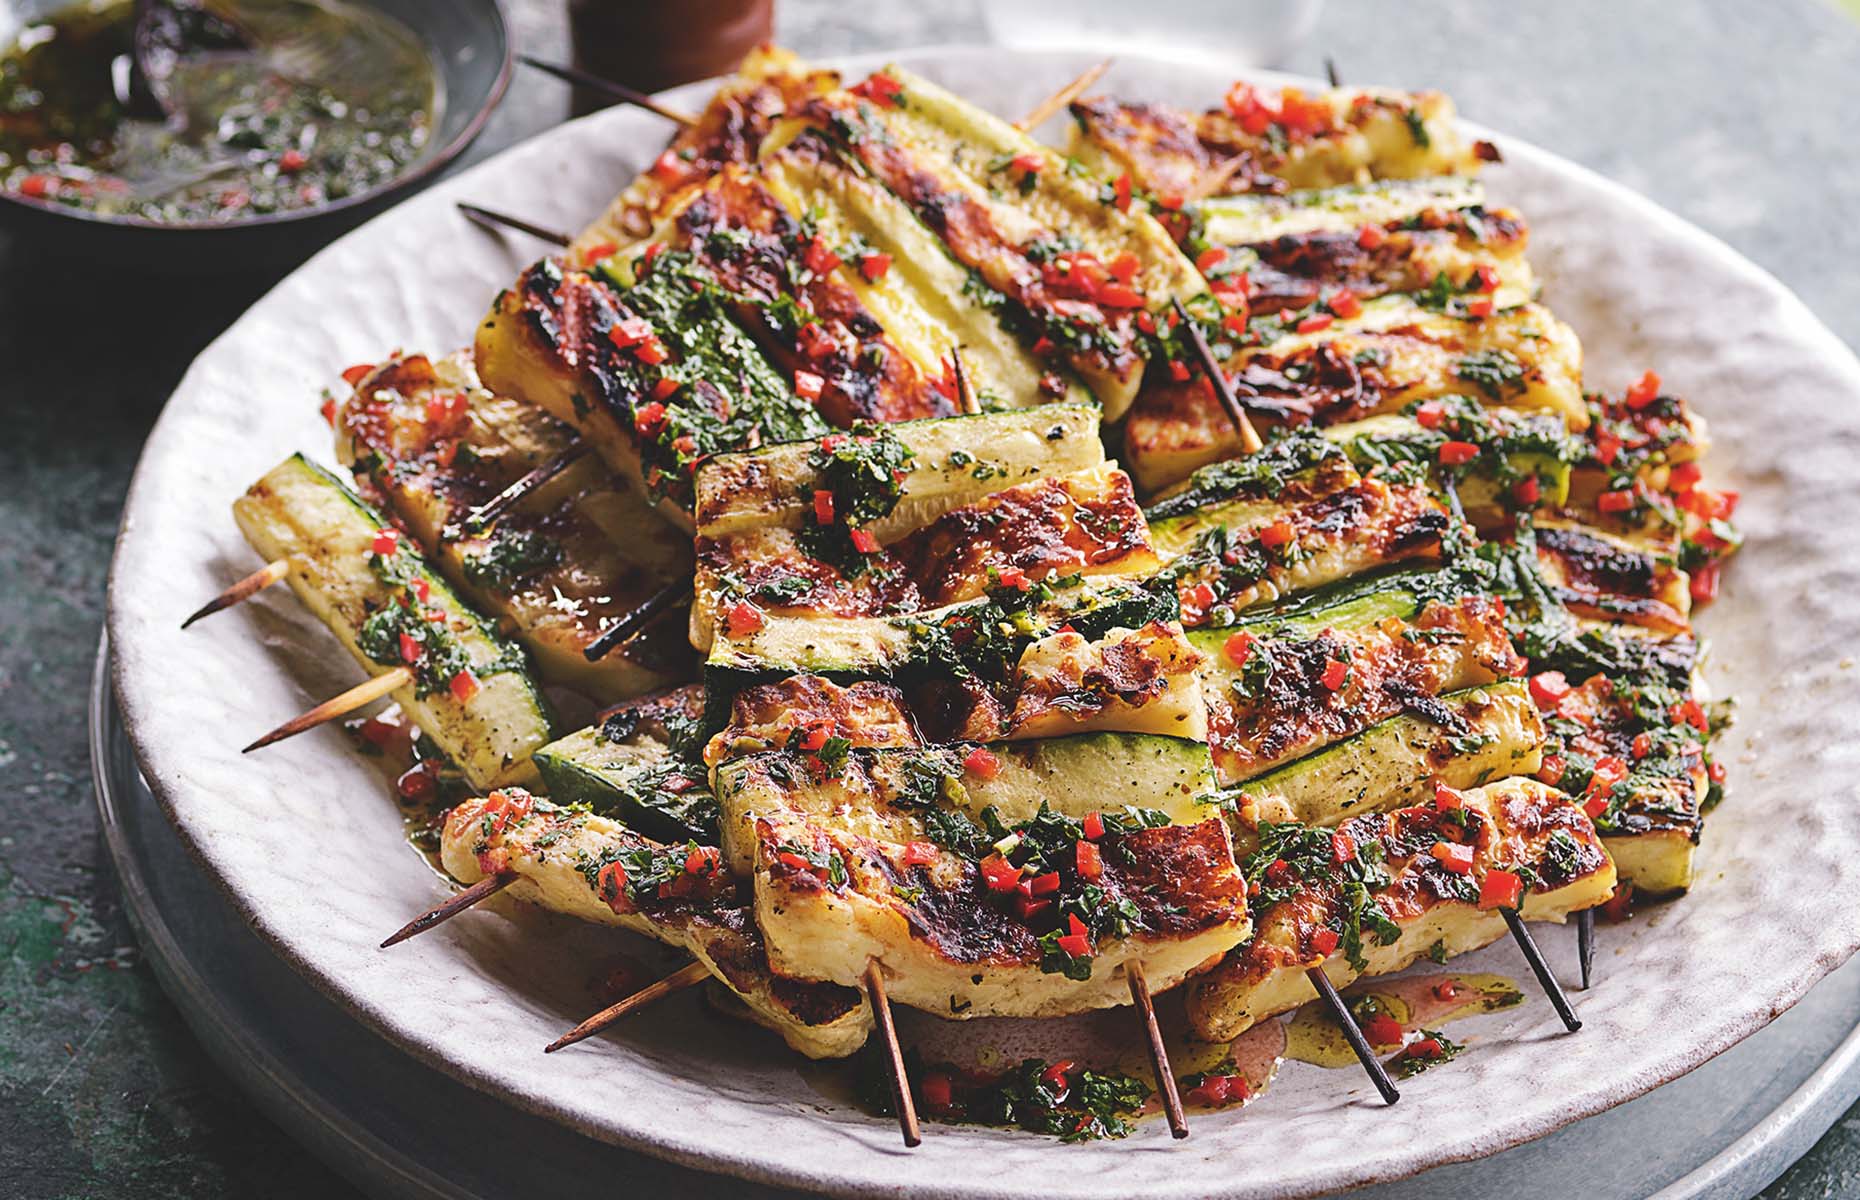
3 1 1858 1196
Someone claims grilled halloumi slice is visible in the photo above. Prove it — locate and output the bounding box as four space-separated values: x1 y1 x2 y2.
722 749 1247 1018
786 66 1205 419
703 675 924 771
572 44 840 254
1068 85 1490 203
439 789 871 1059
334 351 693 701
1124 295 1586 494
233 454 556 790
1532 665 1710 895
1195 581 1524 783
757 127 1095 411
692 462 1157 651
1533 519 1691 637
474 255 830 531
1228 680 1544 829
1185 777 1615 1042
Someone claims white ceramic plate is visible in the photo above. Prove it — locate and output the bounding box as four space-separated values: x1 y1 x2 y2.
107 46 1860 1200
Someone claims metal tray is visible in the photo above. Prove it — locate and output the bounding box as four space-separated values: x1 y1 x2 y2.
89 635 1860 1199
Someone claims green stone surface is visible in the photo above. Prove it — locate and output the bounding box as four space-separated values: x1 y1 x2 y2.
2 1 1856 1196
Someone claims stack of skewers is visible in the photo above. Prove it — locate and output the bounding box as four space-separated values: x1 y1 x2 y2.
188 47 1741 1144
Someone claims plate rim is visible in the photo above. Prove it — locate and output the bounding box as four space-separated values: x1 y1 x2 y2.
102 42 1860 1200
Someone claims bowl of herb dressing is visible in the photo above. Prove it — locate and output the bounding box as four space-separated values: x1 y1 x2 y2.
0 0 509 268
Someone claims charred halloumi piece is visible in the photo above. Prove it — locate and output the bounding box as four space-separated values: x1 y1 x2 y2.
572 45 840 254
1185 777 1615 1042
439 789 871 1059
712 728 1217 875
757 127 1095 411
1195 581 1524 783
1196 180 1533 314
1532 665 1712 895
233 455 556 790
474 254 829 531
787 67 1205 419
1067 85 1489 203
694 462 1159 650
615 164 958 426
703 675 923 770
722 749 1247 1017
1124 295 1586 493
1227 680 1544 829
708 575 1208 745
335 351 693 701
1533 520 1691 636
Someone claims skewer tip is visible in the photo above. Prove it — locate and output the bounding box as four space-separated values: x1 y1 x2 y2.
1577 908 1596 990
380 872 515 948
864 963 922 1148
183 558 289 628
1306 965 1400 1105
1126 961 1188 1139
543 960 711 1053
1502 908 1582 1032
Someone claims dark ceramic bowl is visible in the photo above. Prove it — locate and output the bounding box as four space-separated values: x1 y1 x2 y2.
0 0 511 272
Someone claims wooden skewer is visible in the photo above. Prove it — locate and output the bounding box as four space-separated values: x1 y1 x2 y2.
380 872 516 948
1325 57 1342 88
864 963 922 1147
1305 966 1400 1105
1502 909 1582 1032
951 347 981 416
1576 908 1595 990
182 558 289 628
583 578 692 662
545 960 711 1053
243 667 411 753
1014 57 1113 132
459 202 572 248
1126 961 1188 1139
459 442 594 533
1172 297 1265 455
518 54 699 127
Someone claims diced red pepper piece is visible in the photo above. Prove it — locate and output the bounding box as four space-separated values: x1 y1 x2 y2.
1258 519 1294 550
725 601 764 638
964 745 1000 780
1437 440 1480 465
1296 312 1334 334
634 338 669 365
859 252 892 282
579 239 618 267
1082 811 1105 841
685 845 721 876
1631 732 1652 759
1168 360 1191 382
1362 1013 1405 1046
634 401 667 436
920 1072 954 1111
371 528 400 556
849 528 880 554
1624 370 1662 410
649 149 685 182
1320 658 1349 691
1076 840 1103 881
1096 282 1145 309
1332 830 1357 863
1309 928 1340 958
1465 296 1495 317
1328 288 1362 319
1479 868 1523 911
902 841 938 867
608 315 652 348
1512 475 1541 505
799 723 830 752
1107 251 1140 283
1224 630 1255 667
813 489 835 525
802 237 841 276
1195 246 1227 274
794 370 825 401
1667 461 1702 492
1112 172 1132 213
979 853 1020 891
1472 263 1500 293
1529 670 1571 709
1408 1037 1445 1060
1596 488 1636 514
1414 400 1446 430
1434 780 1464 811
1357 223 1388 250
997 566 1030 591
1057 932 1091 958
1537 754 1567 787
1583 792 1609 819
448 670 479 704
398 632 422 664
1186 581 1217 611
1690 562 1720 603
1431 841 1475 874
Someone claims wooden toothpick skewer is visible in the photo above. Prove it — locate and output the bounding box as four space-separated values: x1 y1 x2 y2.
182 558 290 628
1172 297 1264 455
1325 57 1342 88
951 347 981 415
583 578 692 662
1305 966 1400 1105
1576 908 1595 990
1014 58 1113 132
380 873 516 947
1502 909 1582 1032
545 960 711 1053
459 442 594 533
243 667 411 753
865 963 922 1147
1126 961 1188 1139
518 54 699 127
459 202 572 248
